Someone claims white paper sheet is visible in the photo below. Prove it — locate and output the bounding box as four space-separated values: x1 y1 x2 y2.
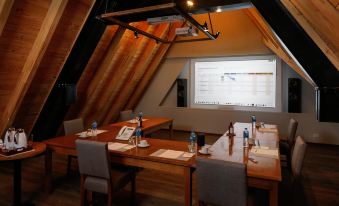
126 119 148 124
158 150 184 159
76 130 108 136
258 128 278 133
182 152 195 158
250 148 279 159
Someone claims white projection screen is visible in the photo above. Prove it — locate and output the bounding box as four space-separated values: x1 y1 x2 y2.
190 56 282 112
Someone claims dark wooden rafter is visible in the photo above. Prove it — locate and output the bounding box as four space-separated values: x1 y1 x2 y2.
32 0 108 139
125 22 182 110
0 0 14 36
13 0 96 134
103 23 173 123
0 0 68 137
250 0 339 87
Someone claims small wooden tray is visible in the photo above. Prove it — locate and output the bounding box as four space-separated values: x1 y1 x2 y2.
0 146 33 157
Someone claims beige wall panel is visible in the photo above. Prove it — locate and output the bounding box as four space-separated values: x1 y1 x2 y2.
167 10 271 58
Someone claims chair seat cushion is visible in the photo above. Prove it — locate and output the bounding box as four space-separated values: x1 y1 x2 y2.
84 168 134 194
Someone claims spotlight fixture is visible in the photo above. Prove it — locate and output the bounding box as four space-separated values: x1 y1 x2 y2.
134 30 139 39
202 21 208 31
186 0 194 7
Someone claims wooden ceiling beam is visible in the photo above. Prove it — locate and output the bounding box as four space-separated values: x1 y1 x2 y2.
245 7 314 85
281 0 339 71
78 26 131 124
0 0 68 135
92 23 153 125
0 0 14 36
125 22 181 110
103 23 171 123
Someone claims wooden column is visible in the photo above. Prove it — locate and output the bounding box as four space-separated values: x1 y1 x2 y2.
0 0 14 36
0 0 68 136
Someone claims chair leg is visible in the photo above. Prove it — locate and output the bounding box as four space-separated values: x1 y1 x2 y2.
80 175 86 206
108 181 112 206
67 155 72 175
131 173 136 205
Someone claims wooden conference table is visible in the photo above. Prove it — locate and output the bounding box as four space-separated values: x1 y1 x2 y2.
44 121 281 206
111 116 174 139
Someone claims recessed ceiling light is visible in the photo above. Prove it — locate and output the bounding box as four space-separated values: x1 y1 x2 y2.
187 0 194 7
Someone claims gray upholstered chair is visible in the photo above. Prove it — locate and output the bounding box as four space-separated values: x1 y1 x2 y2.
280 118 298 168
280 136 307 206
196 157 247 206
119 110 134 121
64 118 84 175
76 140 135 206
291 136 307 180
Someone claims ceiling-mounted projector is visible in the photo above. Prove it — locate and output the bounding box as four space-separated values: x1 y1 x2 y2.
147 15 183 25
175 26 199 36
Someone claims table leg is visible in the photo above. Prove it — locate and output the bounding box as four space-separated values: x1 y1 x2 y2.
184 167 193 206
169 122 173 139
13 160 22 206
269 182 278 206
44 148 53 193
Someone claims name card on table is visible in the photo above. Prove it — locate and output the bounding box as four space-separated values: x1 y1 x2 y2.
108 142 135 152
150 149 194 161
250 147 279 159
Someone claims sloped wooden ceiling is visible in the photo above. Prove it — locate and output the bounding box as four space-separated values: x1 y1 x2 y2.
66 22 181 127
0 0 95 136
0 0 337 138
281 0 339 71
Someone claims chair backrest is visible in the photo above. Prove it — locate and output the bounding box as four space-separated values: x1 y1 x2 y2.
119 110 134 121
76 140 111 179
196 157 247 206
287 118 298 146
63 118 84 135
291 136 307 178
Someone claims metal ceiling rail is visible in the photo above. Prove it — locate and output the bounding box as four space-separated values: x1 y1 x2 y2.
97 3 220 44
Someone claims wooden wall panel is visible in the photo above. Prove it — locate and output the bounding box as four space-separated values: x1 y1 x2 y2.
0 0 68 136
66 22 180 126
0 0 14 36
13 0 95 133
66 25 121 125
0 0 50 130
281 0 339 70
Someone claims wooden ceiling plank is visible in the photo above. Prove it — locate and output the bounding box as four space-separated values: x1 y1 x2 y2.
0 0 68 135
125 22 181 110
263 37 314 85
281 0 339 71
14 0 96 134
78 26 128 122
103 24 170 124
92 23 154 125
65 26 120 121
245 7 314 85
0 0 14 36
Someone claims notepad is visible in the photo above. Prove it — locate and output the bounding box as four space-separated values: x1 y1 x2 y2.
108 142 135 151
250 148 279 159
258 128 278 133
158 150 184 159
76 129 108 136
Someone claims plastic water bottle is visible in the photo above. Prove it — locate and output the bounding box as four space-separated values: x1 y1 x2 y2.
91 121 97 136
243 128 249 147
189 130 196 153
138 112 143 127
136 126 142 144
